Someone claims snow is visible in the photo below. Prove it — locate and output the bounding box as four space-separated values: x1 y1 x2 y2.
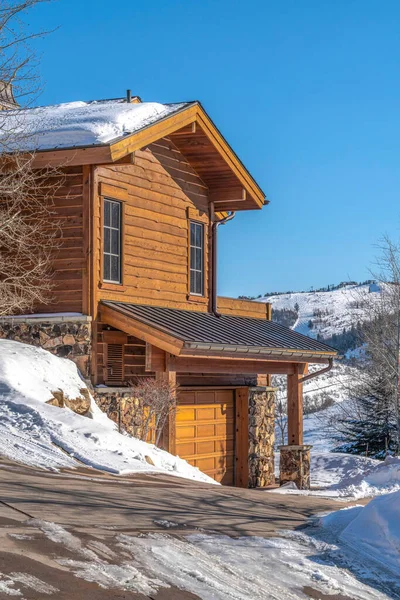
0 339 216 484
322 491 400 577
274 403 400 499
0 99 190 152
27 518 393 599
261 283 380 339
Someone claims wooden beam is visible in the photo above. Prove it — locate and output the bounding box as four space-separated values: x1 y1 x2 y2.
287 363 308 445
235 387 249 488
157 362 177 454
100 304 183 355
145 343 166 372
31 145 112 168
169 356 297 375
209 188 246 203
170 123 196 136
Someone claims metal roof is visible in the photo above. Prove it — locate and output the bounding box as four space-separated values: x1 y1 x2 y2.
101 301 337 358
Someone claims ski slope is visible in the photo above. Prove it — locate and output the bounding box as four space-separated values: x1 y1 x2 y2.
261 283 380 339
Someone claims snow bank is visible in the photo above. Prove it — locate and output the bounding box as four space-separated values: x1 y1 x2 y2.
0 340 216 484
322 491 400 576
0 99 189 151
273 451 400 500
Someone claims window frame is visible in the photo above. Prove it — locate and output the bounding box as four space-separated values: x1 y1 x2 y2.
102 197 123 285
189 220 205 297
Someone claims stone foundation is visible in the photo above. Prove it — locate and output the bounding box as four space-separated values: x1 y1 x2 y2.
0 314 92 378
94 388 156 442
248 387 276 488
279 444 312 490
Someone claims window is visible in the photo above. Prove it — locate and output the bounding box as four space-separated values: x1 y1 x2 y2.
190 221 204 295
103 199 122 283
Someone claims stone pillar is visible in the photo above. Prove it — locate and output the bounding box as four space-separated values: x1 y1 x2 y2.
279 444 312 490
248 387 276 488
0 315 92 378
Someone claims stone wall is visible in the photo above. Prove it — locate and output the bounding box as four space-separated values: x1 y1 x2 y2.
248 387 276 488
0 315 92 378
94 389 156 443
279 444 312 489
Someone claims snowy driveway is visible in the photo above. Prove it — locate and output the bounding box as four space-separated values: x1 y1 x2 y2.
0 459 398 599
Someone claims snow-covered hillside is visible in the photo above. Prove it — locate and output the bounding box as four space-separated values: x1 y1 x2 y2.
261 283 380 340
0 340 216 484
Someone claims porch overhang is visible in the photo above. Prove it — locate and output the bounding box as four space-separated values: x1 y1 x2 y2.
99 301 337 367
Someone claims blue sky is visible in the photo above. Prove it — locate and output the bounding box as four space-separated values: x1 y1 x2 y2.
26 0 400 297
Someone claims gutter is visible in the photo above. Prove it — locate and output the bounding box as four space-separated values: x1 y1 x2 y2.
299 358 334 383
183 342 336 361
211 207 235 317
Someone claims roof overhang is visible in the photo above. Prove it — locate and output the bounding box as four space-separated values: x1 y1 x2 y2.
29 102 266 212
99 301 337 365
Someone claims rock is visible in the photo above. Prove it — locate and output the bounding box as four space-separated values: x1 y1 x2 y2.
63 334 75 345
73 355 89 377
248 388 276 489
43 336 64 349
48 390 65 408
64 388 91 416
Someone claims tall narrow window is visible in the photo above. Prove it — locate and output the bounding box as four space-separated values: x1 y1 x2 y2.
190 221 204 295
103 199 122 283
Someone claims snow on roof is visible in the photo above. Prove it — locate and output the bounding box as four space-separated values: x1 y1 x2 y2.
0 98 192 152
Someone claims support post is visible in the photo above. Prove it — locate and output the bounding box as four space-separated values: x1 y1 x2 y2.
281 363 312 489
156 357 177 455
287 363 307 445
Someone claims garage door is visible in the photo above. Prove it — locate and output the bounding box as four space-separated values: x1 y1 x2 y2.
176 389 235 485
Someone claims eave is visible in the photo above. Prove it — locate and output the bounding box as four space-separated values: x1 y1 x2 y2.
99 301 337 365
29 102 266 212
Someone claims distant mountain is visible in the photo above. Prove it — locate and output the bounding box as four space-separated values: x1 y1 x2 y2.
258 283 381 354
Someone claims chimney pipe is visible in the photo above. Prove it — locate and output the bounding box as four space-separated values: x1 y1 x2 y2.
126 89 132 103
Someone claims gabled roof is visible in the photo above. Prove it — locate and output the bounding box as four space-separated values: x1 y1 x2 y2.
0 97 266 210
0 98 192 151
100 301 337 360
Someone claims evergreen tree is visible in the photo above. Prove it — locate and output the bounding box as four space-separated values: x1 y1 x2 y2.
335 368 397 458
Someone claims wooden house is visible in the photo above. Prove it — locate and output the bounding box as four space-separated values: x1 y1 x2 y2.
0 94 337 488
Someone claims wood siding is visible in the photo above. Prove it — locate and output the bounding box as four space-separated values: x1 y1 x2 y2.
94 138 210 313
34 166 85 313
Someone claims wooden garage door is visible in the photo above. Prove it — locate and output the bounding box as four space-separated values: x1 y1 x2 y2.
176 389 235 485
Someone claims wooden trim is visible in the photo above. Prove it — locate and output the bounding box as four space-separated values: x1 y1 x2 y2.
82 165 91 315
31 145 112 169
90 165 99 383
169 356 298 375
99 282 127 292
145 343 166 372
103 330 128 344
107 104 265 209
235 387 249 488
186 206 209 224
187 294 208 304
99 181 129 202
100 304 184 355
188 219 206 298
195 106 264 207
110 106 198 161
266 303 272 320
99 195 125 287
